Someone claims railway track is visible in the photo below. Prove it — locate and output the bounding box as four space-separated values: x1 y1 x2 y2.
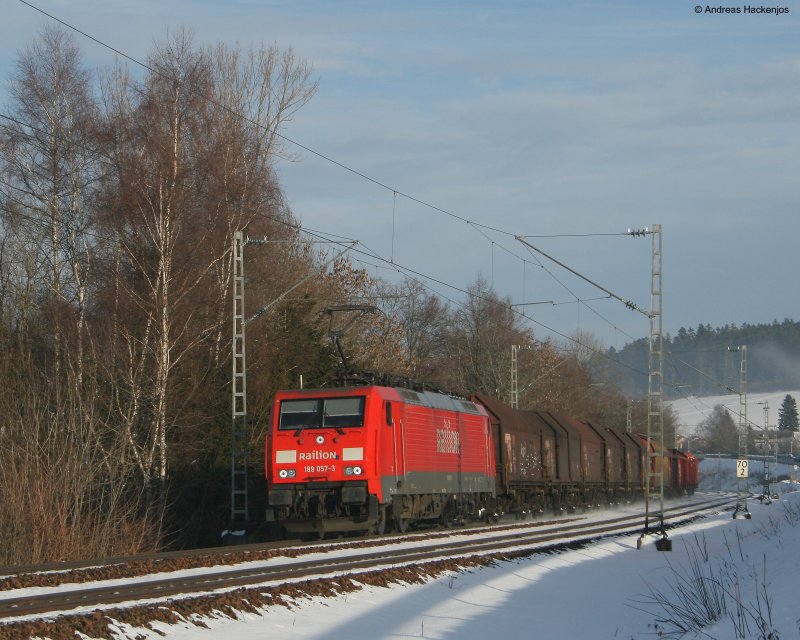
0 493 734 623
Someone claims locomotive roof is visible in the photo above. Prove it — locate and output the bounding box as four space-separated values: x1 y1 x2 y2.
393 387 483 414
276 385 483 415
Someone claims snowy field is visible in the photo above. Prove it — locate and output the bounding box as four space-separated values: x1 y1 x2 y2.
668 390 800 437
98 458 800 640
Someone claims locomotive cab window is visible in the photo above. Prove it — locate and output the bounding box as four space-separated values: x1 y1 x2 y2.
278 399 320 430
323 397 365 428
279 397 365 430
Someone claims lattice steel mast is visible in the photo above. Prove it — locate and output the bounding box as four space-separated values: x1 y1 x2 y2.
230 233 356 528
510 344 536 409
760 401 773 504
231 231 248 524
639 224 669 550
511 345 519 409
731 345 751 519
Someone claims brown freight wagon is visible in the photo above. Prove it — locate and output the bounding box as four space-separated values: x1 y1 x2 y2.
585 422 646 503
620 431 647 495
473 394 645 515
540 413 605 509
473 394 555 516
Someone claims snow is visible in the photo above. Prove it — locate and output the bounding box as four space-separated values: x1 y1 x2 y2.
110 489 800 639
4 460 799 639
668 390 800 437
89 461 800 639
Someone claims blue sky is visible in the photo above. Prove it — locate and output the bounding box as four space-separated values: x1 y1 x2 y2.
2 0 799 350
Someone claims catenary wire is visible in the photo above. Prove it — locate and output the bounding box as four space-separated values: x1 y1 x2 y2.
13 0 652 341
1 12 658 390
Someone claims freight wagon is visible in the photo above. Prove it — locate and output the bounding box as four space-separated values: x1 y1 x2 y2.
474 394 647 516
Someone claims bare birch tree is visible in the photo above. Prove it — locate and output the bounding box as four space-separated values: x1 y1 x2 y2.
0 24 99 387
95 30 318 525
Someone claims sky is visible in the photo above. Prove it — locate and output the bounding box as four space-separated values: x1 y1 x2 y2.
1 0 798 351
4 461 800 639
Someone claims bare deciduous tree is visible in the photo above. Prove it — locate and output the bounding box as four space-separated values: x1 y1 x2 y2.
381 278 450 381
444 276 534 397
0 361 159 565
94 30 319 524
0 24 100 387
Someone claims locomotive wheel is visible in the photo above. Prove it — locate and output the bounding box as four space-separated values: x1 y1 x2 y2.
395 517 410 533
374 506 388 535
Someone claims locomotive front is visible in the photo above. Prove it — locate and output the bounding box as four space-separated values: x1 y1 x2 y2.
265 387 384 537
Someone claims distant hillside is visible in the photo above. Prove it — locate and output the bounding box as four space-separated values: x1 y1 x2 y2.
605 319 800 398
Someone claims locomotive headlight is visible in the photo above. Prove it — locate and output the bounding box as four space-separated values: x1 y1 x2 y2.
278 469 296 479
345 466 363 476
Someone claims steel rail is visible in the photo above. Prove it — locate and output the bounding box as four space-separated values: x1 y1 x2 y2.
0 494 728 582
0 495 734 621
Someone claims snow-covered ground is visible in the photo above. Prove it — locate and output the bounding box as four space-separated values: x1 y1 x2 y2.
668 390 800 438
7 397 795 638
88 458 799 640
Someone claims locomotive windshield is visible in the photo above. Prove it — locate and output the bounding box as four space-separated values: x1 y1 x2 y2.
278 396 365 431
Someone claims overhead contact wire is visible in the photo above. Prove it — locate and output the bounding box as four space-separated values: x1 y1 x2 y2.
10 2 652 372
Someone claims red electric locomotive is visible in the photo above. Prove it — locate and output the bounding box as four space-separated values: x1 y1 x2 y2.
265 385 495 537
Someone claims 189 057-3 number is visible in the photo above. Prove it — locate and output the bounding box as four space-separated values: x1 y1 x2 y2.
305 465 336 473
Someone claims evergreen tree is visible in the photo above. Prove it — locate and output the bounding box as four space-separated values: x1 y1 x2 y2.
778 394 799 432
